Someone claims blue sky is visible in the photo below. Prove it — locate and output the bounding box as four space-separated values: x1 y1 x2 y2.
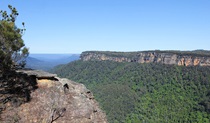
1 0 210 53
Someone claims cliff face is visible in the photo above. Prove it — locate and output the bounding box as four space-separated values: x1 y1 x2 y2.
81 51 210 66
0 70 107 123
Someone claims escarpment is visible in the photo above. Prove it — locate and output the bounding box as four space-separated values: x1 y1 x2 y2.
81 51 210 66
0 69 107 123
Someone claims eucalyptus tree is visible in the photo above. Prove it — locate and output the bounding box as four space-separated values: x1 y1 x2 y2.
0 5 29 73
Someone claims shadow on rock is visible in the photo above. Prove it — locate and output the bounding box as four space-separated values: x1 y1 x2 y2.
0 70 38 114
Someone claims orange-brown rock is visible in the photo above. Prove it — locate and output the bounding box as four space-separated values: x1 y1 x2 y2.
81 51 210 66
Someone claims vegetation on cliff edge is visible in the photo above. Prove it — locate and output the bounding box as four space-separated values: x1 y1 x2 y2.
81 50 210 59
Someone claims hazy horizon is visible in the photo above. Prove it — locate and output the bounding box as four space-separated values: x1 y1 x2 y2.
29 49 209 54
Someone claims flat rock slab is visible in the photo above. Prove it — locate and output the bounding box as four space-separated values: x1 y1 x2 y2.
16 69 57 78
2 69 107 123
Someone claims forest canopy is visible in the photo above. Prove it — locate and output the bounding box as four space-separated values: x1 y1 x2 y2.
52 60 210 123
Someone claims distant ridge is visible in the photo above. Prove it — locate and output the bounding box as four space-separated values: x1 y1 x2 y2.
80 50 210 66
26 54 80 71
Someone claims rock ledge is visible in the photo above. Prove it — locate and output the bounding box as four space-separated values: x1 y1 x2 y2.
1 69 107 123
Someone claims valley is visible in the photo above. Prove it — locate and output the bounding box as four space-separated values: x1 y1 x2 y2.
26 54 80 71
52 50 210 123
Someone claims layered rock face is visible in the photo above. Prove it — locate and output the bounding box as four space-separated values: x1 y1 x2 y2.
0 70 107 123
81 51 210 66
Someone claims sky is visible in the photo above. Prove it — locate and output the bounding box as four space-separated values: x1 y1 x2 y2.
1 0 210 54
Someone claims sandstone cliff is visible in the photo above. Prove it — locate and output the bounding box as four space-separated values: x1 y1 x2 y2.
0 69 107 123
81 51 210 66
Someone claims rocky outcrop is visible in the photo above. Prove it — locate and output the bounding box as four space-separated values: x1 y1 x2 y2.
0 69 107 123
81 51 210 66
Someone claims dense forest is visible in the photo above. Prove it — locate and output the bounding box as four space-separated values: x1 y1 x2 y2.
52 60 210 123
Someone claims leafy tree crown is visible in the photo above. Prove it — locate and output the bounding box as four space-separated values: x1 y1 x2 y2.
0 5 29 72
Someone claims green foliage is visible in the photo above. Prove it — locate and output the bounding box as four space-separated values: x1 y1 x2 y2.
52 60 210 123
0 5 29 72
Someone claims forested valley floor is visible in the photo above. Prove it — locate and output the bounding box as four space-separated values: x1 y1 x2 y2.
52 60 210 123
